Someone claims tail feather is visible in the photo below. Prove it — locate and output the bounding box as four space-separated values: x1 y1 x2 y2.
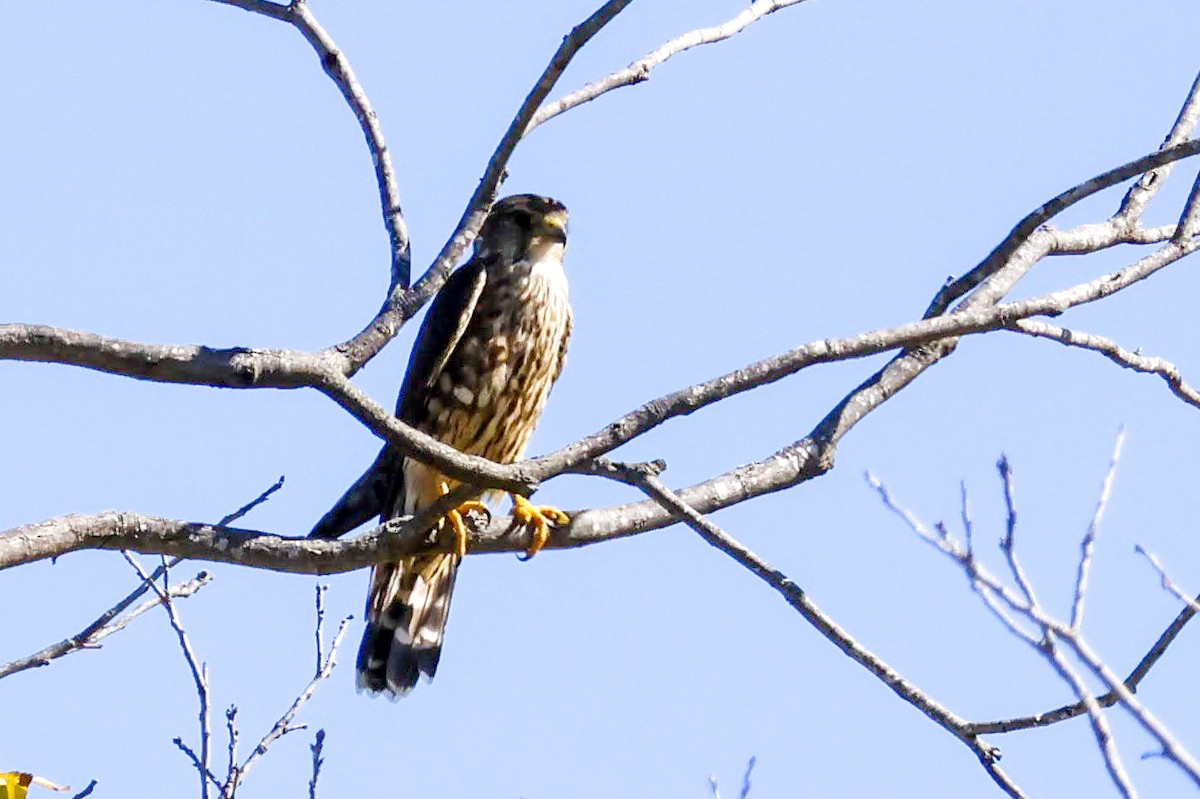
357 553 460 697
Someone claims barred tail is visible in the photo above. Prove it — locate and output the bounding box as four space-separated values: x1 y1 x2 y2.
357 554 461 698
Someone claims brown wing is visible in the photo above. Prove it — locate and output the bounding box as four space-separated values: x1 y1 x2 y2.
308 258 488 539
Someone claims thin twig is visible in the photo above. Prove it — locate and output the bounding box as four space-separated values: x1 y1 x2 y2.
126 553 213 799
314 584 328 677
224 706 240 794
959 481 975 558
996 455 1040 608
1067 631 1200 787
70 780 98 799
1008 321 1200 410
233 608 351 790
739 756 757 799
1070 430 1126 630
172 737 222 793
308 729 325 799
1137 546 1200 615
219 477 286 527
993 458 1137 797
0 570 210 679
869 473 1037 644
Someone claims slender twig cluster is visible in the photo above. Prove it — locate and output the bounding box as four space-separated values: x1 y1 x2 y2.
869 431 1200 798
153 577 349 799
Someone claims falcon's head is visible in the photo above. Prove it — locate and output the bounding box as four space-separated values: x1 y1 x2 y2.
475 194 568 263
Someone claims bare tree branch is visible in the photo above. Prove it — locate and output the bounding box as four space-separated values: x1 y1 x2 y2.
1000 447 1137 797
8 7 1198 799
1173 168 1200 245
969 580 1200 734
873 457 1200 791
6 222 1199 572
1051 222 1183 253
224 707 239 797
1137 546 1200 615
219 477 286 527
1008 321 1200 410
739 756 756 799
1070 431 1125 631
925 139 1200 317
206 0 409 289
125 554 214 799
70 780 97 799
529 0 810 132
622 470 1026 799
172 737 222 796
0 570 210 679
313 583 328 676
229 588 350 796
1116 69 1200 221
199 0 637 375
1039 630 1138 799
308 729 325 799
997 455 1042 610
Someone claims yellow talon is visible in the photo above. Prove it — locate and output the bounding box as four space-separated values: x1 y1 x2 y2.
439 481 488 558
512 494 569 560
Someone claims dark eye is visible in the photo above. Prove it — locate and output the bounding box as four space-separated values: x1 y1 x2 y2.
513 212 533 231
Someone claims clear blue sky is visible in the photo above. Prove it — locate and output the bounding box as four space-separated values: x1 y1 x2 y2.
4 2 1200 797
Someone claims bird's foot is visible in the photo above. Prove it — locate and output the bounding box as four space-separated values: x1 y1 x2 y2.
511 494 569 560
439 482 488 558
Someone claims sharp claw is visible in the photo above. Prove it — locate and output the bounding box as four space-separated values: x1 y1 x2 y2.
511 494 569 560
439 481 488 558
447 507 469 558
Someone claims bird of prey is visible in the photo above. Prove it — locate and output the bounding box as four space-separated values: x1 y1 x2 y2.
311 194 573 698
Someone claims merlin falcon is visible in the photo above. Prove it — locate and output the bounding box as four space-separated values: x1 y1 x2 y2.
311 194 573 697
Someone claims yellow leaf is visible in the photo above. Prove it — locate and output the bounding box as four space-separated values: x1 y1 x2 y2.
0 771 32 799
0 773 68 798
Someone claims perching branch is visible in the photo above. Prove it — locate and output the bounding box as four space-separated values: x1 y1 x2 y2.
5 210 1200 573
